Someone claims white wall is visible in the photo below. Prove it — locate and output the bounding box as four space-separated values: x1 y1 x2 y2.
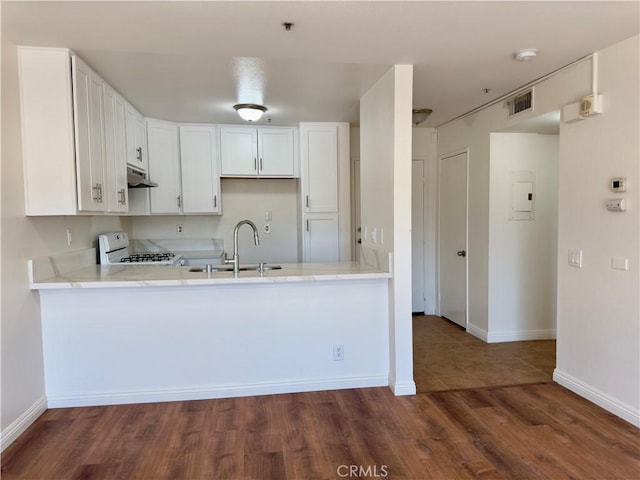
437 60 591 335
132 178 299 264
437 35 639 425
360 65 415 395
554 36 639 426
1 38 132 449
488 133 558 341
350 127 437 314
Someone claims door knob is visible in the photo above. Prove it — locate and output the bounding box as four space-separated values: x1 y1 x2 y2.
457 250 466 257
357 239 362 244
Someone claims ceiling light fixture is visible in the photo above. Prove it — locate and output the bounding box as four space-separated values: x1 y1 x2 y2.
233 103 267 122
513 49 538 62
412 108 433 126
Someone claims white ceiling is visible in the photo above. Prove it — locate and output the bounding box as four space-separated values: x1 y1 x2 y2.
3 1 639 127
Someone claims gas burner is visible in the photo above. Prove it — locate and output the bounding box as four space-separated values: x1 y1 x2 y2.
98 232 182 266
121 252 176 263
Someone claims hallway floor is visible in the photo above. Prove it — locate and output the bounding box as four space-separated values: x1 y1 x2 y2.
413 315 556 392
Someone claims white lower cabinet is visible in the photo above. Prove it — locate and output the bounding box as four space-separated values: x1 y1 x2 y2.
303 213 339 263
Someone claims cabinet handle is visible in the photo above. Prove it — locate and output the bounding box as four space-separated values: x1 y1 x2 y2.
213 195 217 209
306 219 310 232
259 158 263 172
305 195 309 208
254 157 257 172
92 184 100 202
177 195 181 208
136 147 142 161
98 184 103 203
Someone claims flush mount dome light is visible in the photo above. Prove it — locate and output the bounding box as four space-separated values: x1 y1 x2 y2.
412 108 433 126
513 49 538 62
233 104 267 122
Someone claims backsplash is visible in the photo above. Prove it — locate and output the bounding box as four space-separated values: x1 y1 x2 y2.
131 178 300 263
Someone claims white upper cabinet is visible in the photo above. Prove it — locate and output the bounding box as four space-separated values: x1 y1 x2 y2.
258 128 296 176
18 46 141 216
146 120 222 216
300 124 338 213
18 47 119 215
220 126 297 177
220 126 257 175
103 84 128 213
147 119 182 214
125 102 148 172
179 125 221 214
73 54 106 212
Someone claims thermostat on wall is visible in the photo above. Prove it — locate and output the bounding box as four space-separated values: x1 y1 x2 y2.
611 177 626 192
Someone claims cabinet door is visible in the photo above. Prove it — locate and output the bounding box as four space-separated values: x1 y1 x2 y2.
179 125 221 214
147 119 182 214
103 85 128 213
220 127 258 176
258 128 294 176
125 102 146 171
303 213 339 263
72 55 105 212
301 125 338 212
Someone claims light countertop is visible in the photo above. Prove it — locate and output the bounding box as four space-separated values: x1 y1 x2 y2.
30 259 391 290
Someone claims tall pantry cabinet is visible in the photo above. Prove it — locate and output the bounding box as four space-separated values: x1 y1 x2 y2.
299 123 351 263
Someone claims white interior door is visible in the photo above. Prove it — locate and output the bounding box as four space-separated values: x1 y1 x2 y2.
412 159 425 313
438 151 468 327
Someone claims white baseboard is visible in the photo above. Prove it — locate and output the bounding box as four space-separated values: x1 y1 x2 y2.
487 329 556 343
466 325 556 344
466 323 488 341
1 396 48 452
554 369 640 427
389 381 417 396
46 375 389 408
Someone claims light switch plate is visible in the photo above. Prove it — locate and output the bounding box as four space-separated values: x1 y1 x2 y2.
568 249 583 268
611 256 629 271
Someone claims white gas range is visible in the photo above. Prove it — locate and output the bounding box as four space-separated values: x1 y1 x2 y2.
98 232 183 266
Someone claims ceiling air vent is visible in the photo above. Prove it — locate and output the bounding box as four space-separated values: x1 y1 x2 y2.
507 89 533 116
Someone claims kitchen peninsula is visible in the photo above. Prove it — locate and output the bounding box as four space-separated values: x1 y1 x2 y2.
30 249 391 408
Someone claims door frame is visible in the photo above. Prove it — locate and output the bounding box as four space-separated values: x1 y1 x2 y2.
437 148 470 329
412 158 426 313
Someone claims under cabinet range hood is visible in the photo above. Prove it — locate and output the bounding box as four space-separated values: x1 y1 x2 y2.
127 166 157 188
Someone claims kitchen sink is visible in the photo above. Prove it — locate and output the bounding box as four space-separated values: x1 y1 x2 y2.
188 264 281 273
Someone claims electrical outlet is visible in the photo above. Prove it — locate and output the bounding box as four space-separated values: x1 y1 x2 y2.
66 228 72 246
264 224 271 234
333 344 344 361
176 224 184 234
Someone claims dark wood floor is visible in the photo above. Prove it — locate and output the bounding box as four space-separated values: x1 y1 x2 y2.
3 316 639 479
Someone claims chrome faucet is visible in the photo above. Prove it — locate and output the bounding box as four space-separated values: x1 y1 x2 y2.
225 219 260 274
